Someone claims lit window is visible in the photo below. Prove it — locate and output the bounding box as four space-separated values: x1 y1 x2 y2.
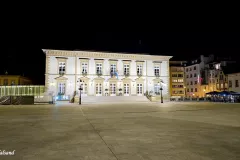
82 62 88 74
58 83 65 95
124 64 130 75
137 65 143 75
154 66 160 76
96 63 102 74
59 62 66 75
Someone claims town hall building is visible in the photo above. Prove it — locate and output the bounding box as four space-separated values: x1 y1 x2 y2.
43 49 172 101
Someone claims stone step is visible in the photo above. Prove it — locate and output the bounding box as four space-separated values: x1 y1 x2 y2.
74 96 150 104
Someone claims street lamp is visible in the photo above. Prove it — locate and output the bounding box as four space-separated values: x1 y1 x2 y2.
77 79 84 105
157 81 163 103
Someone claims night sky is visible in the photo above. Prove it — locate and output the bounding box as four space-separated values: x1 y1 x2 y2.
1 32 240 85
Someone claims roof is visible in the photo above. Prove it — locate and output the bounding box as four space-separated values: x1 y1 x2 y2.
42 49 173 60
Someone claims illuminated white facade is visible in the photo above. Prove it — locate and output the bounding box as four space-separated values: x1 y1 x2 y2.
43 49 172 100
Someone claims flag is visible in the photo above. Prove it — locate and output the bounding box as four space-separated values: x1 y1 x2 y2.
115 71 118 79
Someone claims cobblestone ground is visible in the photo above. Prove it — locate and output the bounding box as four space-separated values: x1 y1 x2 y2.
0 102 240 160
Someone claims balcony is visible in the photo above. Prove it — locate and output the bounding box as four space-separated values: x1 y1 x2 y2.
96 71 102 77
137 72 142 77
124 72 130 77
110 72 115 77
82 71 87 76
59 71 65 76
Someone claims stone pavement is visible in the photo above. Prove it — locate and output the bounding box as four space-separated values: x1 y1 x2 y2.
0 102 240 160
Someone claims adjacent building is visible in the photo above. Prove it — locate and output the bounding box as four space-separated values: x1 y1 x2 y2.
0 75 32 86
228 72 240 92
169 61 187 98
185 55 214 97
43 49 172 100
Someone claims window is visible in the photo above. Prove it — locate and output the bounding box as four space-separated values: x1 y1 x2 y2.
110 84 116 94
3 79 8 85
110 64 117 75
154 66 160 76
190 74 192 78
186 68 188 72
194 66 196 70
178 74 183 77
186 75 189 78
190 68 192 71
137 84 143 94
191 88 193 92
96 63 102 74
195 81 197 84
229 80 232 88
187 82 189 85
195 88 197 92
154 83 160 94
236 80 239 87
177 79 183 82
124 64 130 75
124 84 130 94
59 62 66 75
194 73 197 77
220 75 223 80
172 74 178 77
58 83 65 94
172 79 178 82
137 65 143 75
187 88 189 92
190 81 193 85
82 62 88 74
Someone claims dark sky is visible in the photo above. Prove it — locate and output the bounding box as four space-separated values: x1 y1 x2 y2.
1 32 240 85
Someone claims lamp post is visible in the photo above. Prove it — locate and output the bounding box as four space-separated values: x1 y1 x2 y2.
77 79 84 105
158 81 163 103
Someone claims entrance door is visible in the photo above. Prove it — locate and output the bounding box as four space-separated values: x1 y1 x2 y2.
96 83 102 96
110 83 116 96
137 83 143 96
124 84 130 96
82 83 88 96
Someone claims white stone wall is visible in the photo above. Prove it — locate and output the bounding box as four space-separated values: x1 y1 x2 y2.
44 50 172 98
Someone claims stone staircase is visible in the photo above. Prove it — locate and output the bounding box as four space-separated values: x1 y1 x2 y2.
75 96 150 104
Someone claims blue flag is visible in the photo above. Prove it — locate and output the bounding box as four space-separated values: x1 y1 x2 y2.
115 71 118 79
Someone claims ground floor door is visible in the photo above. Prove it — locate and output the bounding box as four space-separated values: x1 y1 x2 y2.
110 83 116 96
82 83 88 96
124 84 130 96
137 83 143 96
95 83 102 96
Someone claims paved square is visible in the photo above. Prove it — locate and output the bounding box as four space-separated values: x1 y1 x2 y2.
0 102 240 160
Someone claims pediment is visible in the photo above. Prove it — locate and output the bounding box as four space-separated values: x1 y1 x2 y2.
135 77 145 82
108 77 118 82
79 76 90 81
54 76 68 80
121 77 132 82
152 78 163 83
93 77 105 81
